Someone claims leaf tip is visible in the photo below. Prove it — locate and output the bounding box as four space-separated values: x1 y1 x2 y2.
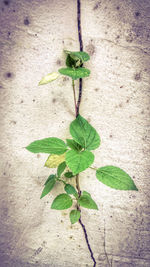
134 185 138 191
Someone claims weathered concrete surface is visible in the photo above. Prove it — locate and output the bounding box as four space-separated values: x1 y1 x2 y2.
0 0 150 266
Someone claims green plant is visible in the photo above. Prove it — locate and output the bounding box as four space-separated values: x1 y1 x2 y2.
26 50 138 266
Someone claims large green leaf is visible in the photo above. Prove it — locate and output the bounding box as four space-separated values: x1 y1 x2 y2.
64 184 78 197
65 50 90 62
51 194 73 210
66 139 82 151
26 137 67 155
58 67 90 80
70 114 100 150
40 175 56 199
96 166 138 191
39 72 59 85
70 210 81 224
78 195 98 210
66 150 94 175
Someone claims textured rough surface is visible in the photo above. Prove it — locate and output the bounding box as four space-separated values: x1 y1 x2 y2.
0 0 150 266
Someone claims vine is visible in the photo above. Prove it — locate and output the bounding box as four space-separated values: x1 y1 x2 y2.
26 1 138 266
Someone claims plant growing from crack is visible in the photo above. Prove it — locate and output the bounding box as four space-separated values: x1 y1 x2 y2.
26 1 138 266
26 49 138 266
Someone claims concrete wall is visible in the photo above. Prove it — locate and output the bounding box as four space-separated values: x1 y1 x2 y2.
0 0 150 266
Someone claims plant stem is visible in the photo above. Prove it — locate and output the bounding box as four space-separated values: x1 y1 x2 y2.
72 79 77 117
57 178 66 185
76 174 81 197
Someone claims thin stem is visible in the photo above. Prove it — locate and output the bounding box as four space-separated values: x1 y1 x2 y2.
57 178 66 185
72 79 77 117
76 78 82 116
76 174 81 197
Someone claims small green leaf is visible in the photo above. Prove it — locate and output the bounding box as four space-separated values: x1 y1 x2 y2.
70 210 81 224
65 50 90 62
66 139 82 151
40 176 56 199
58 67 90 80
66 55 81 68
70 114 100 150
64 172 74 178
78 195 98 210
45 153 66 168
66 150 94 175
44 174 56 185
51 194 73 210
39 72 59 85
96 166 138 191
64 184 78 197
26 137 67 155
57 162 66 177
82 191 91 197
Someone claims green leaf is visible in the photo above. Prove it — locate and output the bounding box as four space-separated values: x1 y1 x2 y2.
66 55 81 68
64 184 78 197
96 166 138 191
70 210 81 224
26 137 67 155
78 195 98 210
64 171 74 178
58 67 90 80
44 174 56 185
65 50 90 62
70 114 100 150
44 153 66 168
82 191 91 197
66 139 82 151
39 72 59 85
57 162 66 177
40 175 56 199
66 150 94 175
51 194 73 210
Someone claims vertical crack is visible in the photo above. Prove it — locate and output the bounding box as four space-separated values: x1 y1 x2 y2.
104 219 111 267
76 1 97 266
76 0 83 117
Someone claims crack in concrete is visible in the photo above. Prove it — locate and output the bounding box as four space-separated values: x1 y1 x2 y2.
98 37 150 56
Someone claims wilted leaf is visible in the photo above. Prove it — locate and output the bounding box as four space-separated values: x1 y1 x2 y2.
39 72 59 85
45 153 66 168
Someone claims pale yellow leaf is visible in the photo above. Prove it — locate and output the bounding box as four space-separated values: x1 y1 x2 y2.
45 153 66 168
39 72 60 85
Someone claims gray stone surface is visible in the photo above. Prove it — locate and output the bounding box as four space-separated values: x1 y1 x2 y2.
0 0 150 266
